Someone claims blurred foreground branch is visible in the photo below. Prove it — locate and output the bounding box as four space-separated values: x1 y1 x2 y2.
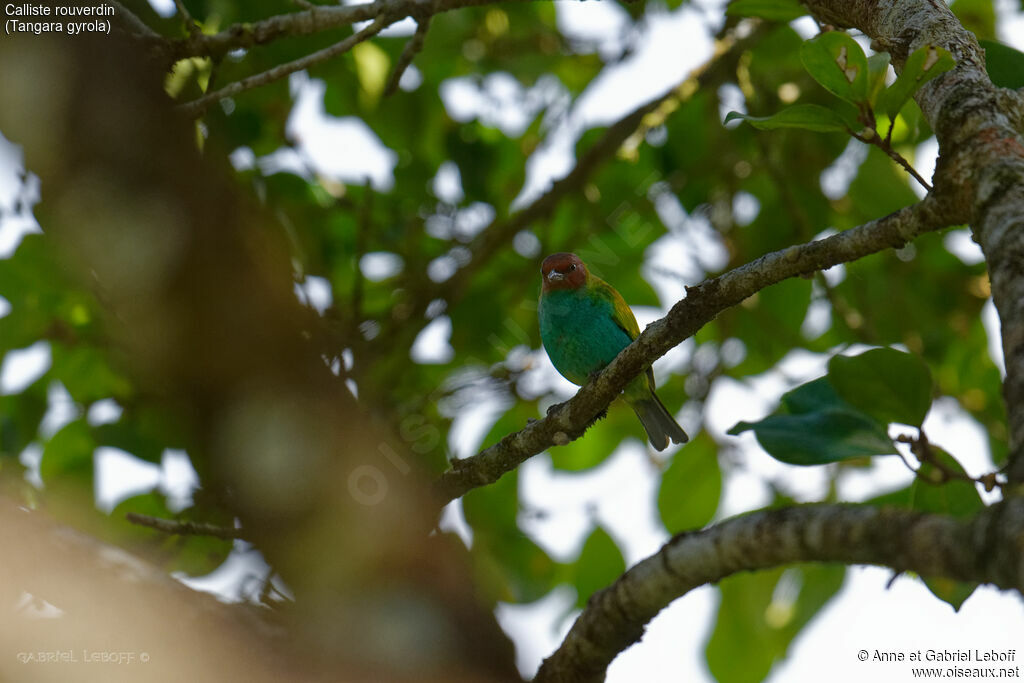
535 500 1024 682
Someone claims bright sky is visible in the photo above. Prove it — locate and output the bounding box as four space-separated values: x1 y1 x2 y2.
2 0 1024 681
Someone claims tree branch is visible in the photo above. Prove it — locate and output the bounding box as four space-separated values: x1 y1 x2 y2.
434 198 961 505
165 0 528 63
384 15 431 97
125 512 245 540
177 17 389 119
803 0 1024 485
535 500 1024 682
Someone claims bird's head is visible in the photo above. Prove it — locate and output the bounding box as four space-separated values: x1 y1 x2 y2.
541 252 587 292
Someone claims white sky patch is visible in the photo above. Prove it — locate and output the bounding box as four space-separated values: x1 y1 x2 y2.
555 0 632 59
911 136 940 200
943 227 985 265
772 567 1024 683
438 498 473 546
295 275 333 314
87 398 123 426
360 251 404 281
94 447 162 513
284 73 397 190
982 299 1006 377
410 315 455 364
176 544 272 603
996 0 1024 50
496 587 577 678
163 449 201 512
146 0 175 18
433 161 464 204
0 341 50 395
820 139 869 200
39 382 76 439
0 296 10 319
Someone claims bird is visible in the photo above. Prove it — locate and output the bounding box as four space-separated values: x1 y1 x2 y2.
537 252 688 451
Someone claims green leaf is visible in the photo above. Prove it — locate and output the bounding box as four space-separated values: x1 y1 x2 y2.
799 32 870 105
50 343 133 404
730 378 896 465
879 44 955 120
909 447 983 610
658 432 721 533
979 40 1024 89
707 564 845 683
0 377 48 457
40 418 95 485
828 347 934 426
867 52 892 106
725 0 807 21
573 526 626 608
726 105 849 133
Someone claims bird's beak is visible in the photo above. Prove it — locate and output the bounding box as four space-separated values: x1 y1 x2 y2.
547 270 565 282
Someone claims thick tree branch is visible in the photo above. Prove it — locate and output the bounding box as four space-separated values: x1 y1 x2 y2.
801 1 1024 483
535 500 1024 683
434 198 961 504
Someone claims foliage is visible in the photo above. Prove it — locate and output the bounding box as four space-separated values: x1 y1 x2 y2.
0 0 1012 680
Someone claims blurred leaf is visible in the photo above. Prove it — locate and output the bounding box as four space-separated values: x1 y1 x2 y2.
828 347 934 427
50 343 133 404
866 52 891 106
0 377 48 457
909 447 983 609
658 432 721 533
726 105 848 133
799 32 870 105
40 418 95 485
725 0 807 21
573 525 626 608
879 45 955 120
707 563 845 682
730 378 897 465
552 403 634 472
979 39 1024 88
951 0 997 40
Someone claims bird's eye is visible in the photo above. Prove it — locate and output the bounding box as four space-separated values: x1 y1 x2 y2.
569 264 576 271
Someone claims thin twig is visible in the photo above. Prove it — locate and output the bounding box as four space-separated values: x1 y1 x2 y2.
384 15 431 97
177 16 389 119
173 0 203 37
126 512 245 540
854 130 933 192
108 0 162 39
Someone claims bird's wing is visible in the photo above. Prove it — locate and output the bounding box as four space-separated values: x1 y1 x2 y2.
591 275 658 391
590 275 641 340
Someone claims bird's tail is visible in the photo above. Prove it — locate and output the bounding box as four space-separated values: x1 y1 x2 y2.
630 391 689 451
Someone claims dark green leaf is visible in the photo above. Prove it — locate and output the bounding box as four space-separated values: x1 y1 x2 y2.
726 105 849 133
828 347 934 426
909 447 983 609
730 377 896 465
979 40 1024 89
725 0 807 21
799 32 870 105
879 44 955 120
573 526 626 608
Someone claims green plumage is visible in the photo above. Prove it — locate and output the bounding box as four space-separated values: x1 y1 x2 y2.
538 256 688 451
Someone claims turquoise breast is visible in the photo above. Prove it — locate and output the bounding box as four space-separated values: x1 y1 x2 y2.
539 288 633 386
